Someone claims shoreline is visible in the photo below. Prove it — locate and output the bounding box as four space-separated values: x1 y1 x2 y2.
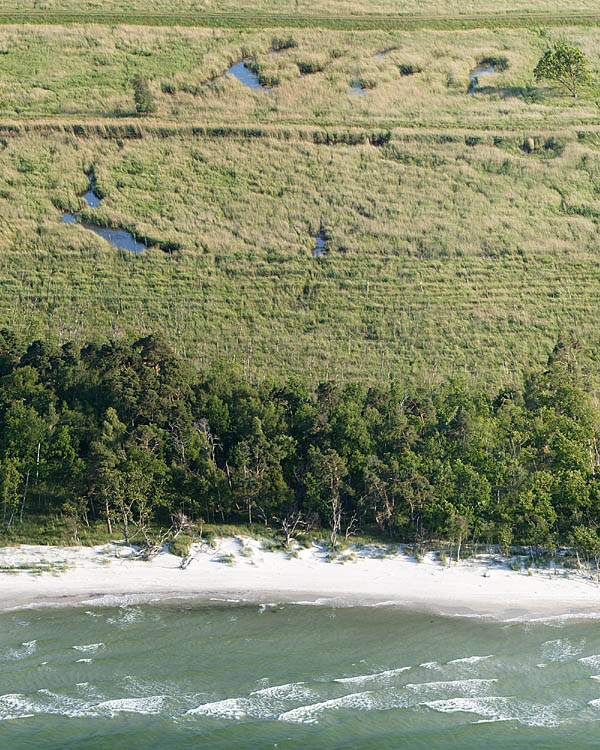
2 536 600 621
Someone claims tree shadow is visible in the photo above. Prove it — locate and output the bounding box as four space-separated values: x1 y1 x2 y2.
474 83 571 104
111 107 141 118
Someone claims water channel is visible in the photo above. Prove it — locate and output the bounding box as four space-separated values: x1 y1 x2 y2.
469 65 495 94
61 175 148 253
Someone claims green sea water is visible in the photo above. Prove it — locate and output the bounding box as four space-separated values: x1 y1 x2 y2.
2 599 600 748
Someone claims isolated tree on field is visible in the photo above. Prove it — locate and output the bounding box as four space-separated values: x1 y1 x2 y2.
132 73 156 114
533 41 590 98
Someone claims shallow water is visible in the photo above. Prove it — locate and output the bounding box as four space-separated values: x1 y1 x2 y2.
3 602 600 748
469 65 495 94
227 61 271 91
82 182 101 209
349 83 367 96
61 177 148 253
313 234 327 256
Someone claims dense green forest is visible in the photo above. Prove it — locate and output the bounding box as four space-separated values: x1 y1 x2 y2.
1 331 600 553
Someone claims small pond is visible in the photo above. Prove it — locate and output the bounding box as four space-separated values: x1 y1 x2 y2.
61 175 148 253
227 61 271 91
469 65 495 94
313 233 328 257
349 82 367 96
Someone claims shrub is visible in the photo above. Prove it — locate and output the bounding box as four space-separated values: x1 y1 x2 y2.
398 64 423 76
271 36 297 51
543 136 564 156
132 74 156 114
297 61 325 75
479 56 509 72
169 533 195 557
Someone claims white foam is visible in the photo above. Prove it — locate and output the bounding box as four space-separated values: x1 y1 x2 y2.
96 696 165 716
424 696 564 727
405 679 498 698
107 607 145 627
187 682 317 721
0 713 34 722
79 594 150 608
579 654 600 668
279 691 382 725
419 661 442 670
541 639 584 663
186 697 248 720
249 682 310 700
334 666 411 684
73 642 104 653
448 655 494 664
0 640 37 661
505 612 600 624
0 694 38 721
36 689 94 718
76 658 92 663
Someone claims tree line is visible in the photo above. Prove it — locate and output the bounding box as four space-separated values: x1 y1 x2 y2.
1 331 600 553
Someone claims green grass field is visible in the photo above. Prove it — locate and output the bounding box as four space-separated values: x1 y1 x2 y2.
3 18 600 390
1 0 600 22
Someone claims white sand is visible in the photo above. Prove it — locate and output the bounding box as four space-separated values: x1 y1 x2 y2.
1 537 600 620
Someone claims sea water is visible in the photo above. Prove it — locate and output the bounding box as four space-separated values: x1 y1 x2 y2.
2 600 600 748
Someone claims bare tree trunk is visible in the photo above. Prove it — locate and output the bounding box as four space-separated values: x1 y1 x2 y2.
19 469 30 524
120 502 129 544
330 492 341 549
105 497 112 534
35 442 41 509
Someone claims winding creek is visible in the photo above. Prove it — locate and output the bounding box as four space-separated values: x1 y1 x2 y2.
61 176 148 253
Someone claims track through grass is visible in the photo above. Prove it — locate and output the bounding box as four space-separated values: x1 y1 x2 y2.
0 9 599 31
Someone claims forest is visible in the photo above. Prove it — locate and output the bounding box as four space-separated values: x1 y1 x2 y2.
1 330 599 554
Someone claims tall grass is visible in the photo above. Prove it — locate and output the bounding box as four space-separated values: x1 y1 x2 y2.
1 24 600 389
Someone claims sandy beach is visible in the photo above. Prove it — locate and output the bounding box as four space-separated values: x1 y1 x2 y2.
2 536 600 620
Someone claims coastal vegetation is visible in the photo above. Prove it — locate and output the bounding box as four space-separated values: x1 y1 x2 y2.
1 332 600 559
1 23 600 388
1 9 600 559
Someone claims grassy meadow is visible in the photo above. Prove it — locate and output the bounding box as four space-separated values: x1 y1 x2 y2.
2 21 600 389
0 25 599 127
1 0 600 17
